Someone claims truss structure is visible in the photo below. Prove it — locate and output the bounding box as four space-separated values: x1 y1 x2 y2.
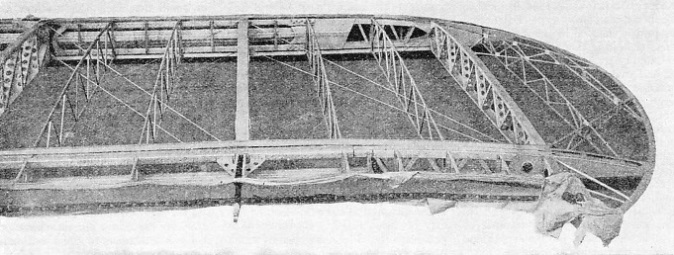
1 23 49 115
138 22 183 144
369 19 443 141
306 19 341 139
0 15 656 220
33 23 116 147
473 38 648 157
429 22 545 145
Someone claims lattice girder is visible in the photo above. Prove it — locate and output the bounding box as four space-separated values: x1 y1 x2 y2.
0 15 656 217
477 39 629 157
305 19 342 139
429 22 545 145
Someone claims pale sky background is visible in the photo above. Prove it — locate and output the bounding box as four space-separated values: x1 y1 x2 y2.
0 0 673 254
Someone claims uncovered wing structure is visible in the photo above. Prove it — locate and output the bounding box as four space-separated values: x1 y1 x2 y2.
0 15 655 245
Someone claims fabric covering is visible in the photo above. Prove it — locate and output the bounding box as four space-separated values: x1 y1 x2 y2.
534 172 624 246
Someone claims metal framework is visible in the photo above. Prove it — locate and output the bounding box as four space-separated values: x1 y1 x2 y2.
1 24 49 115
364 19 526 173
33 23 116 148
263 56 563 175
14 23 188 183
369 19 443 141
139 22 183 144
0 139 643 211
475 38 639 156
5 21 228 183
368 18 451 171
306 19 342 139
249 19 306 53
1 36 38 111
40 17 431 61
0 15 656 217
429 22 545 145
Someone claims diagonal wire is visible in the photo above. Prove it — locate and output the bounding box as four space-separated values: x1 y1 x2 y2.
557 160 631 202
507 43 617 156
324 58 500 143
55 59 182 143
62 32 223 142
306 19 342 139
262 55 485 142
103 64 222 141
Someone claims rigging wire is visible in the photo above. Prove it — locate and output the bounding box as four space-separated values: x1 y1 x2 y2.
59 28 223 142
262 55 485 142
55 59 183 143
324 58 501 143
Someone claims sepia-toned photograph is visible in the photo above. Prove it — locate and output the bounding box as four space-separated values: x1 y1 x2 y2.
0 0 672 254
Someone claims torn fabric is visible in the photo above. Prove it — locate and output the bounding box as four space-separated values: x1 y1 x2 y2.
425 198 457 215
534 172 624 246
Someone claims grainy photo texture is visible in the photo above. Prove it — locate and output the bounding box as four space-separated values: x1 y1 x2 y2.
0 1 672 254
